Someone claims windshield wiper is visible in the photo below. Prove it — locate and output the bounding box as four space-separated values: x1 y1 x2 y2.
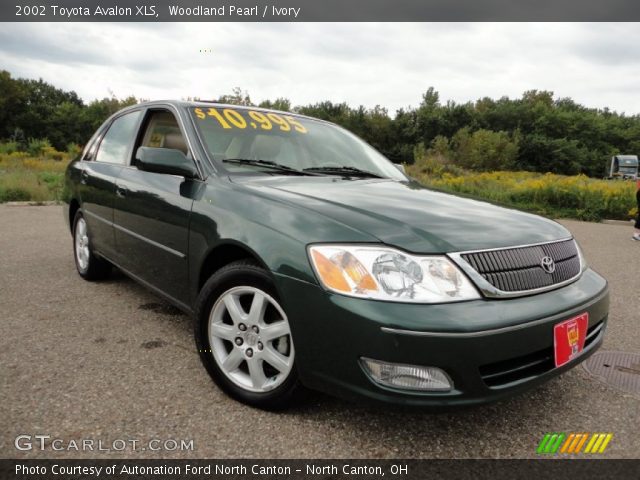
222 158 316 176
303 166 384 179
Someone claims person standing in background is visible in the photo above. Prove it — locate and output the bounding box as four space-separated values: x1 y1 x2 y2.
634 178 640 241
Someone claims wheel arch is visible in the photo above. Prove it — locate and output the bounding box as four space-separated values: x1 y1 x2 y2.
68 199 81 233
197 240 272 293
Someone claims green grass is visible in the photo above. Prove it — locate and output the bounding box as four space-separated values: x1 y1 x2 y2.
0 154 70 203
407 159 637 222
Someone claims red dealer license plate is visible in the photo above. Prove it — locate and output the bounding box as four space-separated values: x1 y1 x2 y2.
554 312 589 368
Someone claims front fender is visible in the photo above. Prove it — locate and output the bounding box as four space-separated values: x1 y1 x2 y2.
187 177 376 305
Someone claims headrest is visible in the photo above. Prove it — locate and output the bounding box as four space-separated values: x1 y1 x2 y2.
163 132 188 155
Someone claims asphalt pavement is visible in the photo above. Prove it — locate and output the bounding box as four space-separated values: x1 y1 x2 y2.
1 205 638 459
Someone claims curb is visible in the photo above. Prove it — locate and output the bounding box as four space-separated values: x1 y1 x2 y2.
601 219 634 226
4 201 60 207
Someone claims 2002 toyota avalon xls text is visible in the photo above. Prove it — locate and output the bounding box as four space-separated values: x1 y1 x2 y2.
64 101 609 409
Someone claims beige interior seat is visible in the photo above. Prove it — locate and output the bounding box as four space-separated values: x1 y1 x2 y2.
163 132 188 155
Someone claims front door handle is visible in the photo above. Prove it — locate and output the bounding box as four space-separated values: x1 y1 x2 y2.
116 186 127 198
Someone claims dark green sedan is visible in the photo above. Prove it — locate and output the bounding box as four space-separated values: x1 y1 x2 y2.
64 101 609 409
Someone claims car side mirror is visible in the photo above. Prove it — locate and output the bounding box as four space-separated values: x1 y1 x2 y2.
394 163 406 174
135 146 198 178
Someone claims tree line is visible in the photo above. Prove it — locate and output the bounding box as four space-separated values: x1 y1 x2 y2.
0 70 137 154
2 70 640 177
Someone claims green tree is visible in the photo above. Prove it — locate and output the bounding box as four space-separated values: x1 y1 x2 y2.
3 69 640 178
216 87 253 106
258 98 292 112
451 128 519 171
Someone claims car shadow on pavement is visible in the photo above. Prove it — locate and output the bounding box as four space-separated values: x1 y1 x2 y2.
278 375 584 457
103 269 191 325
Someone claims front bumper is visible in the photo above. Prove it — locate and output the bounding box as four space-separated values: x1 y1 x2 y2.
275 268 609 407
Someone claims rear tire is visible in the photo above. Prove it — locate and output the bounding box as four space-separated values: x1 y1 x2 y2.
195 259 301 410
72 210 111 281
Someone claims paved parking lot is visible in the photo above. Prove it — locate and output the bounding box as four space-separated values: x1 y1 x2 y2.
1 205 638 458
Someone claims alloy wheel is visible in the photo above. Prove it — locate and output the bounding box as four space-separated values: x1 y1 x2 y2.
208 286 294 393
75 217 90 271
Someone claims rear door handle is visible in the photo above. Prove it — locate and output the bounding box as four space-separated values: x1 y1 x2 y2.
116 186 127 198
80 170 89 185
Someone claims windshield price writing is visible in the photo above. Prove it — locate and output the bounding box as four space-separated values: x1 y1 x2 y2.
194 107 308 134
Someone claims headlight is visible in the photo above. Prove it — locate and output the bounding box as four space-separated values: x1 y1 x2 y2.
575 239 588 272
308 245 480 303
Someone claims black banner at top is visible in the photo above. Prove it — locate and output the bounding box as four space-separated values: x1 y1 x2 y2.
3 0 640 22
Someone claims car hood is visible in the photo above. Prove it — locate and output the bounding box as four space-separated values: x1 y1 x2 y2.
229 176 571 253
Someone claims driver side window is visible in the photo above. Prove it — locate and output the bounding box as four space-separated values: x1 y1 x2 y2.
140 111 189 156
94 110 141 164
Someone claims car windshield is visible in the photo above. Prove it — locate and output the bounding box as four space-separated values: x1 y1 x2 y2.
190 106 406 180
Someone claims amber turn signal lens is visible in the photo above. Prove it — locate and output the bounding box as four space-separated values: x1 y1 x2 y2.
334 251 378 292
311 250 351 292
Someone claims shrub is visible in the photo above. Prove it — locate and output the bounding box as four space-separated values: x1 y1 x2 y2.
7 151 28 160
0 187 31 202
66 143 82 158
42 145 66 161
412 141 465 178
0 155 71 203
38 172 64 199
407 167 636 222
450 128 519 171
26 138 52 157
0 141 19 154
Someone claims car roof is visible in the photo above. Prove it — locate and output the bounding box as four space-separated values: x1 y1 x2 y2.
129 99 327 124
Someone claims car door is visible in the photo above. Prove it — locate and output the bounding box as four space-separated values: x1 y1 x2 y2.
113 108 199 307
79 110 142 260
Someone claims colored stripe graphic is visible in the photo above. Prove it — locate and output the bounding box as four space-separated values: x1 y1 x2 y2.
560 434 575 453
545 434 558 453
598 434 613 453
537 433 566 454
585 433 614 454
549 433 565 453
545 433 558 453
584 434 599 453
573 434 589 453
590 434 606 453
538 433 613 454
537 434 552 454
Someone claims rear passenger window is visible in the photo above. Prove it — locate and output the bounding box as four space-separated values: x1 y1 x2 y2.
140 111 189 156
95 111 141 164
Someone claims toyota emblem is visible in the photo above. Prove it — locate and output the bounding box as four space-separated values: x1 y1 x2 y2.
540 256 556 274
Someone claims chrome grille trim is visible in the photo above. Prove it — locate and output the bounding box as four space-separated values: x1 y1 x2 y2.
448 237 584 298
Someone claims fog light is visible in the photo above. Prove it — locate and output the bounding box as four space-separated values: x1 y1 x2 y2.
361 357 453 391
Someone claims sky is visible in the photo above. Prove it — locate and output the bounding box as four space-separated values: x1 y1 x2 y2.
1 22 639 115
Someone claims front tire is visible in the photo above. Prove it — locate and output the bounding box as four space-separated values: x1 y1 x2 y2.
72 210 111 281
195 260 300 410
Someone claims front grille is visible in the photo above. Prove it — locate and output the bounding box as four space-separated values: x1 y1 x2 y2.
460 239 580 293
479 319 605 388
